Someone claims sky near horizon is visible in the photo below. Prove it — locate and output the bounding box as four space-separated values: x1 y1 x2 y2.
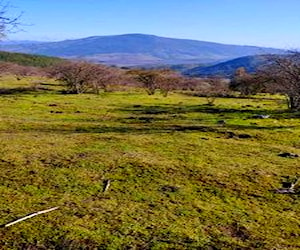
5 0 300 49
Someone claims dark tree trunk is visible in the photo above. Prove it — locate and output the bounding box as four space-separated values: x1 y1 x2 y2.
288 95 300 110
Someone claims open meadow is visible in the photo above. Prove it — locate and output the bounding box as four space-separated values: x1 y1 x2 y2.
0 76 300 249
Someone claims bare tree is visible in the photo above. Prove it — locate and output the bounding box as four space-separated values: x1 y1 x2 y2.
127 69 159 95
155 69 183 96
204 77 230 105
0 1 22 38
0 62 44 79
49 61 124 94
127 69 184 96
230 67 265 96
258 53 300 110
194 77 231 105
90 64 123 94
49 62 92 94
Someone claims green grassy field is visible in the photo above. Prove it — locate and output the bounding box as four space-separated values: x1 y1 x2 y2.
0 76 300 249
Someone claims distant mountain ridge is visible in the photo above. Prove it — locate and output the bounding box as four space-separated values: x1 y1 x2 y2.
0 34 285 66
184 55 271 77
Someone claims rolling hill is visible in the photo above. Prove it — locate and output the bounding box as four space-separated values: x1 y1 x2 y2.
0 34 284 66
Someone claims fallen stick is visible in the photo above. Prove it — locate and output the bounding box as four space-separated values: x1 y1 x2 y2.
275 188 296 194
3 207 59 228
103 180 111 192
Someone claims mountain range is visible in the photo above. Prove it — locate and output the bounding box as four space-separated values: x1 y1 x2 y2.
0 34 284 67
184 54 271 77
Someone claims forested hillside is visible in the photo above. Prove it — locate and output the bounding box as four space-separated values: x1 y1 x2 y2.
0 51 64 67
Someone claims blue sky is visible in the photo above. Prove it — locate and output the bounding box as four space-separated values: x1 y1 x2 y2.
5 0 300 48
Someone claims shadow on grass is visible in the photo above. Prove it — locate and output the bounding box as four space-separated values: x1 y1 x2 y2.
40 82 65 87
183 92 283 101
1 102 298 134
0 86 53 95
117 103 298 119
16 124 217 134
9 122 298 135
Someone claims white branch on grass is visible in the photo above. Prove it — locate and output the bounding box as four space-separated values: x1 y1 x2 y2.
103 180 111 192
4 207 59 228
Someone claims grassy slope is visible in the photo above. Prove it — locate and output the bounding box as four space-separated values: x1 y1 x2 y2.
0 77 300 249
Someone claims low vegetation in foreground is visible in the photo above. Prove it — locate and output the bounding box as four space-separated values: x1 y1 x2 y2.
0 76 300 249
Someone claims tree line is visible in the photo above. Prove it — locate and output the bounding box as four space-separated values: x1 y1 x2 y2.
1 51 300 110
47 61 230 98
0 57 228 100
231 52 300 110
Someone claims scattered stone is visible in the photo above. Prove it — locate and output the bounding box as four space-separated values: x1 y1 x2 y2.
138 117 153 123
221 131 252 139
217 120 226 125
275 188 296 194
275 177 299 194
77 153 87 158
225 131 236 138
252 114 270 119
160 185 180 193
219 131 236 138
278 152 299 158
282 181 294 189
238 134 252 139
